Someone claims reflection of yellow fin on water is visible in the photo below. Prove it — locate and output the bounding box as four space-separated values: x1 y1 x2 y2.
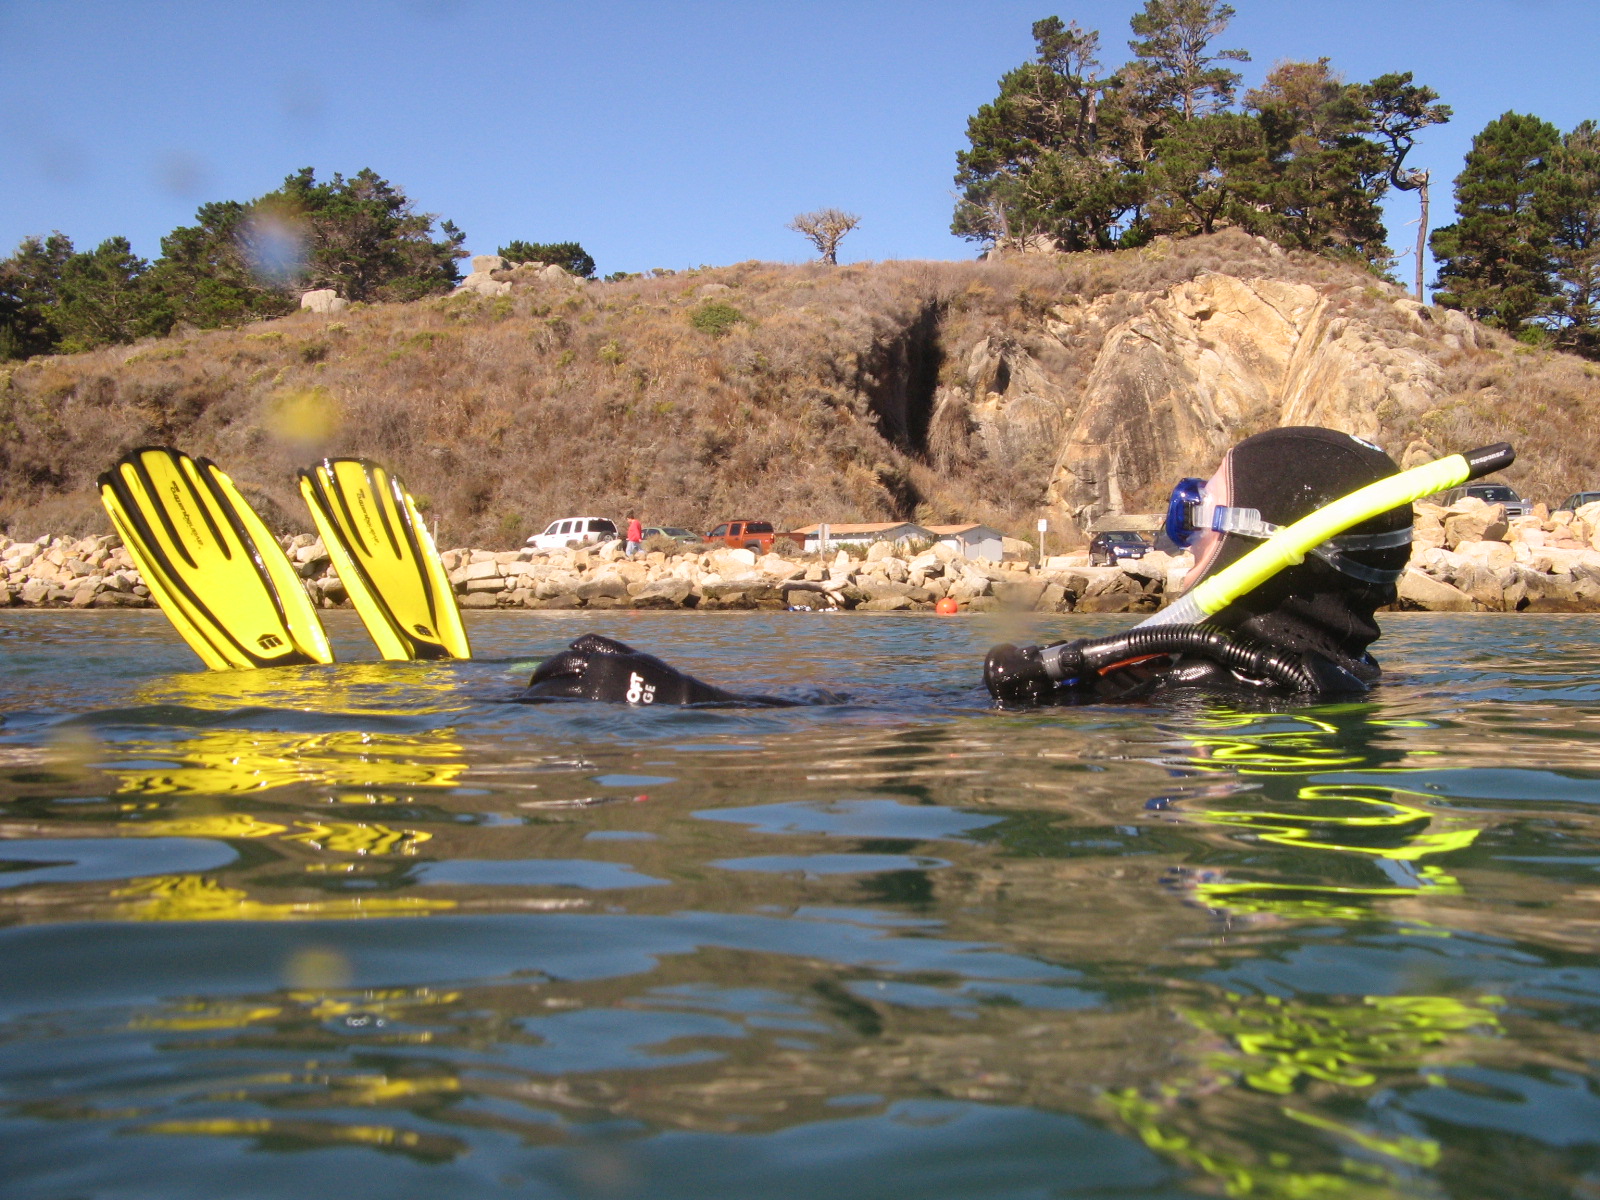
298 459 470 661
98 447 334 670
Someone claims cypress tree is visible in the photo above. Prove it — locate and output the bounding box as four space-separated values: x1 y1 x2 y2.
1536 121 1600 355
1431 111 1561 333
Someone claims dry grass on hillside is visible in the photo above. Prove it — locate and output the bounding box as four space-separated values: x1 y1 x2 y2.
4 229 1598 546
1388 331 1600 504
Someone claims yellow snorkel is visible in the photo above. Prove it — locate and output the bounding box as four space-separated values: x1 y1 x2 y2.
1137 442 1515 629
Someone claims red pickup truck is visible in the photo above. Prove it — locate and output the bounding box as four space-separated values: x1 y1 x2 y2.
705 520 776 553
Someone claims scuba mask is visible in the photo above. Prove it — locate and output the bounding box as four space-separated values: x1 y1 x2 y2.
1163 476 1413 586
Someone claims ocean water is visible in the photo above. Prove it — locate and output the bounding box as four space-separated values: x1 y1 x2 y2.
1 608 1598 1199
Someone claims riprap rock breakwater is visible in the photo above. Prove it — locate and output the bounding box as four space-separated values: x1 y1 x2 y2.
5 493 1600 615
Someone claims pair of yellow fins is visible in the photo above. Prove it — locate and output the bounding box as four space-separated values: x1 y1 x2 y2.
98 447 470 670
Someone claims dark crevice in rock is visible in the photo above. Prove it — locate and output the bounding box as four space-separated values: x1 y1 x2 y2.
857 299 945 461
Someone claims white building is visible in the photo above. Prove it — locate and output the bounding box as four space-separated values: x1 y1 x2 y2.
926 523 1004 562
791 521 1006 562
793 522 935 555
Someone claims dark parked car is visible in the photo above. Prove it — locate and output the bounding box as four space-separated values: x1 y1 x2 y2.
643 526 703 545
1439 483 1530 519
1559 491 1600 513
1089 530 1151 566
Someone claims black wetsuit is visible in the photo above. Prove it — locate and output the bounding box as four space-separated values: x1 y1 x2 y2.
524 634 794 706
979 621 1381 706
521 630 1376 708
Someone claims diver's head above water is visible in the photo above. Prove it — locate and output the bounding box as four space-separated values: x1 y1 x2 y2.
1166 427 1413 671
982 426 1423 705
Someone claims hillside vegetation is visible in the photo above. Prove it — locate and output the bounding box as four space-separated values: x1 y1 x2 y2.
2 231 1599 548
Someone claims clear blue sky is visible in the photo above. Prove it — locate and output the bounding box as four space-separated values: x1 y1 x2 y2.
2 0 1596 283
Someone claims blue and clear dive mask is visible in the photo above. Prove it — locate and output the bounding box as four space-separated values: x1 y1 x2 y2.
1164 477 1412 585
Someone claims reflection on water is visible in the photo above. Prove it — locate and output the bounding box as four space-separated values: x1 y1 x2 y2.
1 610 1599 1199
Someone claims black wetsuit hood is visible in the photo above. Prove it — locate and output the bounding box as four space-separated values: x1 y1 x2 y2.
1192 427 1412 675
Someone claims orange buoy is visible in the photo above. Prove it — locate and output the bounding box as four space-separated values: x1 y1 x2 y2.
935 597 960 615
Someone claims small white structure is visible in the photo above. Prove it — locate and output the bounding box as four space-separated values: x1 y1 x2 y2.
793 521 934 555
926 523 1004 562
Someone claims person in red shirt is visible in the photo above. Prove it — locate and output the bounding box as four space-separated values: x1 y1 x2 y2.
625 515 644 560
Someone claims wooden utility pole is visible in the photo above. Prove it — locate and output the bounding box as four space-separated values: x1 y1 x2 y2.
1413 171 1430 302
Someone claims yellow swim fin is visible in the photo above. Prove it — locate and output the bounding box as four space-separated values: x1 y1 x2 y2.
98 447 334 670
297 458 471 661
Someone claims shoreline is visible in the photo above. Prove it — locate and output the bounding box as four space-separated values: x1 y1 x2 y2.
7 493 1600 616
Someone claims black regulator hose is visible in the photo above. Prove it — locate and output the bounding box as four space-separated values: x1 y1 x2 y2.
984 624 1319 703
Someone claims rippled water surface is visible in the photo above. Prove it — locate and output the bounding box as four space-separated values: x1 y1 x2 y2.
3 609 1600 1199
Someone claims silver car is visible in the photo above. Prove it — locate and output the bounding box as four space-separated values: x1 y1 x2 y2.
1439 484 1530 519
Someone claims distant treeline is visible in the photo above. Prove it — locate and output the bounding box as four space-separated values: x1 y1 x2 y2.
0 169 466 361
956 1 1599 355
0 168 598 362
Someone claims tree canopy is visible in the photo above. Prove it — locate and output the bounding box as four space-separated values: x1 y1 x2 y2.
952 4 1448 267
0 167 467 360
1432 112 1600 354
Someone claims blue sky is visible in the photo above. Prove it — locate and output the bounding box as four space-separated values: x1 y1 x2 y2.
2 1 1596 283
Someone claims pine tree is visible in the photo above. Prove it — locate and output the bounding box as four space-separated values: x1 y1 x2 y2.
0 233 73 360
1235 60 1392 264
1126 0 1249 120
53 237 170 352
1431 111 1561 333
951 17 1137 251
1144 112 1262 236
1536 121 1600 355
148 200 298 328
272 168 466 302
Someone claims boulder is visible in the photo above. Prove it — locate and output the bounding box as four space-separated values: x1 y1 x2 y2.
628 579 693 607
1075 592 1135 613
574 575 629 601
1452 563 1507 611
855 576 931 603
993 579 1048 610
1443 500 1508 548
1396 568 1473 612
1453 540 1516 571
300 289 347 314
456 273 511 298
472 255 508 274
539 263 582 287
535 573 582 599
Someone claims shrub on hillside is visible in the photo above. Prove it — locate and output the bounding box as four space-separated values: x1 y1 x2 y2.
498 241 596 279
689 301 747 338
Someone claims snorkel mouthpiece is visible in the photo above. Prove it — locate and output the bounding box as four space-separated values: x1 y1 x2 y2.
984 642 1071 704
